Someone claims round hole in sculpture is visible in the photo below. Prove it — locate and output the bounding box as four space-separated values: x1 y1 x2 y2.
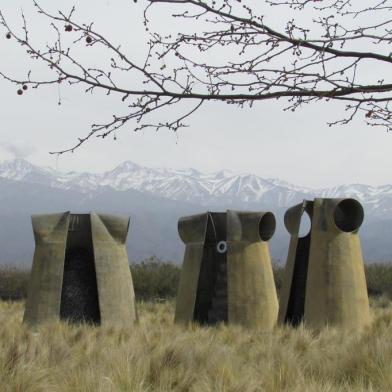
216 241 227 254
334 198 364 232
259 212 276 241
298 211 311 238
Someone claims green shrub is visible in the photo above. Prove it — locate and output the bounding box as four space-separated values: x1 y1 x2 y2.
273 265 284 293
130 257 180 301
365 263 392 298
0 266 29 300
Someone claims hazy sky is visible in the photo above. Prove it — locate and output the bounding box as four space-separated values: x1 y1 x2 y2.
0 0 390 188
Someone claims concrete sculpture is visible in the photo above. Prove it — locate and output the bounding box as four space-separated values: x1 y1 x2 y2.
24 212 137 327
175 210 278 330
278 198 370 329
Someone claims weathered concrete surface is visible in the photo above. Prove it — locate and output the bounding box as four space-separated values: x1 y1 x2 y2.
278 198 370 330
227 211 278 330
91 213 137 326
304 198 370 330
175 210 278 330
175 213 209 325
24 213 69 326
24 212 137 327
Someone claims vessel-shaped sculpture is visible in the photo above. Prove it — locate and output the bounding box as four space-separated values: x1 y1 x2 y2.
24 212 137 327
278 198 370 329
175 210 278 330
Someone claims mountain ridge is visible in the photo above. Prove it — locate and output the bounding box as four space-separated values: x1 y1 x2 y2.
0 158 391 264
0 158 391 218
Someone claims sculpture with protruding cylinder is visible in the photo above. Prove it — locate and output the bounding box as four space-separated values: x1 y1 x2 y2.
175 210 278 330
278 198 370 330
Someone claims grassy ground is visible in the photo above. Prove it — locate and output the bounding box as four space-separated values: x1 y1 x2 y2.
1 299 392 391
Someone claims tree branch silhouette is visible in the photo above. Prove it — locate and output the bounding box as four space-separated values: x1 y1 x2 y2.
1 0 391 153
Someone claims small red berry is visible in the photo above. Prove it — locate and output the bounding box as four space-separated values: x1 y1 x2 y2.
22 85 28 91
6 32 11 39
65 24 73 32
17 89 23 95
86 36 92 44
365 110 373 118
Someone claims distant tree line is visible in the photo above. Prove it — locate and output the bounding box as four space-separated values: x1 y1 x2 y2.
0 257 392 301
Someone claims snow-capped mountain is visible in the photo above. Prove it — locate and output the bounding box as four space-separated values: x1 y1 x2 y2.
0 158 391 218
0 158 391 264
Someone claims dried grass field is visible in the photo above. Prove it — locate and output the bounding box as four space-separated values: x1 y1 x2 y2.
1 298 392 392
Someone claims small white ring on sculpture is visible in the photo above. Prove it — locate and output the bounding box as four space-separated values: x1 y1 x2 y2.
217 241 227 254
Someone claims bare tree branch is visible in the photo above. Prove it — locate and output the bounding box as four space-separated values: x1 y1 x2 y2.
0 0 391 153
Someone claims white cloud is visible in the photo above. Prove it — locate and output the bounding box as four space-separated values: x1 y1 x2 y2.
1 141 36 159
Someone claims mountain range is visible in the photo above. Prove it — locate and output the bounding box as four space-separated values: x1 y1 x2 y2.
0 158 390 265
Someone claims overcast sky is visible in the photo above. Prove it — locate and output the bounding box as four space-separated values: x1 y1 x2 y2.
0 0 390 188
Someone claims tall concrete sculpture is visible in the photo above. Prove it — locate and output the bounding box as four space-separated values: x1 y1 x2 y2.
278 198 370 330
175 210 278 330
24 212 137 327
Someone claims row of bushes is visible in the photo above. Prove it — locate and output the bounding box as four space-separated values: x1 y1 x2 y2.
0 257 181 302
131 258 180 300
1 258 392 301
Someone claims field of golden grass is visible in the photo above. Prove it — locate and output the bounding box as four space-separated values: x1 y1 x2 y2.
1 299 392 391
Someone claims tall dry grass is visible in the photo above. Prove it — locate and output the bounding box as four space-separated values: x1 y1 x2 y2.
1 299 392 391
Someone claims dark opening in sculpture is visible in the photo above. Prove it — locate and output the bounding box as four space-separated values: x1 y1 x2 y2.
60 215 101 324
334 199 364 233
284 228 311 326
194 213 228 325
285 202 312 326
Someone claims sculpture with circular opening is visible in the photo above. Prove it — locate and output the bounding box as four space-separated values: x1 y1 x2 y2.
175 210 278 330
278 198 370 330
24 212 137 327
278 200 313 327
